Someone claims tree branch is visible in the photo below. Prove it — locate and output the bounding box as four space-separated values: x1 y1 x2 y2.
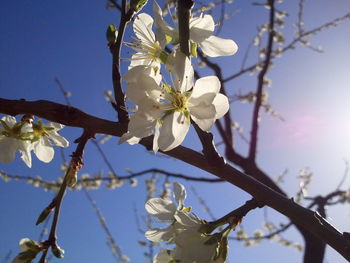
109 0 134 122
1 98 350 260
248 0 275 162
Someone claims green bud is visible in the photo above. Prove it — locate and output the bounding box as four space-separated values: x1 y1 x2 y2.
36 207 53 225
130 0 148 12
66 169 78 188
106 24 118 43
52 244 65 258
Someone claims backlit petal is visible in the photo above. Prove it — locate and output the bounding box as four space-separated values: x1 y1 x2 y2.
190 15 215 43
34 138 54 163
191 76 220 99
199 35 238 57
213 93 229 119
157 111 190 151
145 197 177 220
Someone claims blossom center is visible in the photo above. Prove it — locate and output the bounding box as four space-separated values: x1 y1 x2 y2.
171 92 187 111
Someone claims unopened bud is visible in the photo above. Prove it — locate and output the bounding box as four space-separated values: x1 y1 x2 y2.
130 0 148 12
52 244 65 258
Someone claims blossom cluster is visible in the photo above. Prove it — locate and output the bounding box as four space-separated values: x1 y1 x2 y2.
0 115 68 167
145 182 230 263
119 1 238 152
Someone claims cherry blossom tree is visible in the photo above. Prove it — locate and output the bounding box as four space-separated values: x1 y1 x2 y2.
1 0 350 262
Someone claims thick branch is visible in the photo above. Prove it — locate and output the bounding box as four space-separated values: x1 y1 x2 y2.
1 98 350 260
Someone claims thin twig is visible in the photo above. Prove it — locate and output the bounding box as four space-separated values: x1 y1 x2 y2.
223 12 350 83
83 189 128 262
38 130 93 263
248 0 275 162
109 0 134 122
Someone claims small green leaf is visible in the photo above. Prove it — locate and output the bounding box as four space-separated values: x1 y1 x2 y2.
106 24 118 43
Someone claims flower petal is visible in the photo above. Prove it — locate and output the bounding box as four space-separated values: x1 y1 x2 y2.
173 182 186 208
213 93 229 119
34 138 54 163
129 52 160 69
1 115 17 128
145 226 174 242
145 197 177 220
0 137 17 163
189 102 216 131
165 49 194 92
174 211 201 228
124 66 162 104
153 0 175 40
47 131 69 147
199 35 238 57
19 142 32 168
118 133 141 145
190 14 215 43
190 76 221 100
133 13 156 44
157 111 190 151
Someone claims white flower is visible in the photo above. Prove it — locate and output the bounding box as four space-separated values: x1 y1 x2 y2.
145 182 229 263
120 51 229 152
0 116 32 167
31 121 69 163
126 13 169 69
153 0 238 57
0 116 69 167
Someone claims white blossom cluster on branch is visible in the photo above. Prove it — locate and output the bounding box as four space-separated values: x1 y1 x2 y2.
0 115 68 167
146 182 231 263
119 0 238 152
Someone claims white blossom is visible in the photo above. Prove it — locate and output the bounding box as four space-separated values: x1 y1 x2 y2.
120 51 229 152
0 115 69 167
126 13 169 69
144 182 229 263
153 0 238 57
31 121 69 163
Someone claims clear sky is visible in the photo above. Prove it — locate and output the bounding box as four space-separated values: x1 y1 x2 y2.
1 0 350 262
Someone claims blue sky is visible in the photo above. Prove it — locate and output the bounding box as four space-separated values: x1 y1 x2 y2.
1 0 350 262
